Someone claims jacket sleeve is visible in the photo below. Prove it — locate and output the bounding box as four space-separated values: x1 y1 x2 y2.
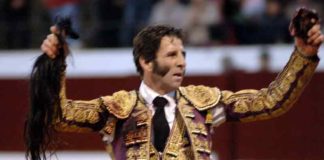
53 74 136 134
53 74 110 133
220 48 319 122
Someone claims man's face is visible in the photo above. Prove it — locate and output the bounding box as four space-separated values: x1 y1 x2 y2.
143 36 186 94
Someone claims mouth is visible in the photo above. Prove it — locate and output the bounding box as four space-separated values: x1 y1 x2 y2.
173 72 184 80
173 73 182 77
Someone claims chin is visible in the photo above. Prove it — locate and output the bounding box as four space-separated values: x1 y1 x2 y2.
171 82 182 90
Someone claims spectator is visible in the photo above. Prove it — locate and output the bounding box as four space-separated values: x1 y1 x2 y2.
241 0 265 19
184 0 220 46
2 0 31 49
210 0 242 44
257 0 291 44
149 0 187 29
119 0 152 47
86 0 123 47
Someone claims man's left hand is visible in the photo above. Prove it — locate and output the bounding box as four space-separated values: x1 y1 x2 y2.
291 22 324 57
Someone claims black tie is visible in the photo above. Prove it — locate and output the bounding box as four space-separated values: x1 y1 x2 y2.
152 96 169 152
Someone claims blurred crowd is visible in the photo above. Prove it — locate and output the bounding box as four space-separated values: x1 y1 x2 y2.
0 0 323 49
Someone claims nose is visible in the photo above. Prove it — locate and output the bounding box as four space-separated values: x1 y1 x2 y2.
177 53 186 69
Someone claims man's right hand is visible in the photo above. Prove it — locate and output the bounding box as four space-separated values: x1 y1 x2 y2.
41 26 65 59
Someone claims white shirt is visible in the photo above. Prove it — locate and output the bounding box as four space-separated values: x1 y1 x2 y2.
139 81 177 129
139 81 226 129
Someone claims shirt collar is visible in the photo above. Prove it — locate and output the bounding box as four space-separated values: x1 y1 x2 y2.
139 81 176 106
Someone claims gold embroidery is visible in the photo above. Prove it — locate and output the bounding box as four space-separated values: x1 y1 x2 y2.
62 99 103 123
180 146 194 160
103 117 117 135
272 87 284 102
222 89 258 105
222 49 319 122
126 147 136 159
178 100 211 160
137 143 149 159
205 109 213 124
125 127 148 146
163 108 186 159
233 101 249 113
250 98 265 112
191 123 208 136
149 143 159 160
194 138 211 154
135 111 149 127
183 106 195 118
179 85 221 111
264 95 276 109
54 123 93 133
125 101 151 160
56 73 110 132
103 90 137 119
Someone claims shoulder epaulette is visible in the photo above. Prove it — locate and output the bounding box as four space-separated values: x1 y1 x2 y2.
101 90 137 119
179 85 221 111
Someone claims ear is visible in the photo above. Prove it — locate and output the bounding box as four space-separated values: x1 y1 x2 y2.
139 57 153 73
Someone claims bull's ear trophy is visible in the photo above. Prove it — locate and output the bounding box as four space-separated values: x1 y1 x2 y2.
291 7 319 43
24 17 79 160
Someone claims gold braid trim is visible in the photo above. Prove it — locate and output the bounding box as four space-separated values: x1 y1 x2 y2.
101 116 118 137
178 98 211 160
221 49 319 122
55 73 108 132
55 98 105 132
125 101 151 159
102 90 137 119
55 123 93 133
163 102 187 159
179 85 221 111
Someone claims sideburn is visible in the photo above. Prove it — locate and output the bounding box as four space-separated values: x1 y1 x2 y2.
152 60 170 77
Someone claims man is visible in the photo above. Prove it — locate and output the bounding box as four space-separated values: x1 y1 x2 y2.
32 15 322 159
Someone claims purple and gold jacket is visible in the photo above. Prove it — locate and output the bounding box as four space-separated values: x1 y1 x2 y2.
54 49 319 159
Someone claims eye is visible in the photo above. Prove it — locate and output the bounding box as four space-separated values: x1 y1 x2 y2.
167 51 177 57
182 51 186 57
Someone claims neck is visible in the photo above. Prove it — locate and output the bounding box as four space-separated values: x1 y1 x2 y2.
143 78 173 95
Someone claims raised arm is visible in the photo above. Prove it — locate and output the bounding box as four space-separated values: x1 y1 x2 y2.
54 72 109 132
221 13 323 123
39 25 110 132
25 24 110 160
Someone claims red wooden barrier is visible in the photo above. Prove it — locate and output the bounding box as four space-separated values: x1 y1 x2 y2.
1 72 323 159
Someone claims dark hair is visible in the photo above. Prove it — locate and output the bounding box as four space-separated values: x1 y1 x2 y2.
132 25 183 76
25 17 78 160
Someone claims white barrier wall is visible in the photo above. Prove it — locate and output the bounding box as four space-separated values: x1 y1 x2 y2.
0 45 323 79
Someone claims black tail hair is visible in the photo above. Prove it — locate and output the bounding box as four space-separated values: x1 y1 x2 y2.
24 17 79 160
